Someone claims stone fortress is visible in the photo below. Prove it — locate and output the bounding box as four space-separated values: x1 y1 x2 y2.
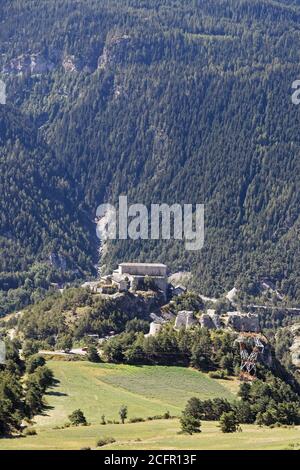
83 262 168 300
82 262 260 337
112 262 168 297
147 309 260 337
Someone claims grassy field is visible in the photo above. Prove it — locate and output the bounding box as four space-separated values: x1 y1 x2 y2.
33 361 237 427
1 419 300 450
1 361 300 450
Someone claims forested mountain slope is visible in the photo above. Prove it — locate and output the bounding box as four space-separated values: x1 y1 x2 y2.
0 0 300 304
0 106 95 307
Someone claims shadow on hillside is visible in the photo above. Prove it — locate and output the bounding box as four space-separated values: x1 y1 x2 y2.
39 407 54 416
44 378 68 398
46 391 68 397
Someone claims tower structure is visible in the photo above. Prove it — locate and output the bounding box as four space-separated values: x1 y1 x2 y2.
235 333 265 381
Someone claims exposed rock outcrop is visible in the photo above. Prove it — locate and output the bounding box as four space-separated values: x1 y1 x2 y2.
2 51 95 75
98 33 132 70
289 324 300 368
62 55 94 73
3 53 56 75
62 55 81 72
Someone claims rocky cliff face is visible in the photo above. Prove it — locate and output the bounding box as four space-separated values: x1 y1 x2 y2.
2 53 56 75
289 324 300 369
62 55 94 73
111 290 165 319
98 33 132 70
1 30 135 76
2 52 96 75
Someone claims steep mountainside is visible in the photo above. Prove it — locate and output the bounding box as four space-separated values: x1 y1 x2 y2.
0 106 95 301
0 0 300 304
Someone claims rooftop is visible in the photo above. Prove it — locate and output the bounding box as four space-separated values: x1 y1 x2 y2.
119 262 167 268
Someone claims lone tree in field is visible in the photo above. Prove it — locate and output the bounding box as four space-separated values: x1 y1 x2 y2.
119 405 128 424
180 412 201 435
100 414 106 425
219 411 238 433
68 409 87 426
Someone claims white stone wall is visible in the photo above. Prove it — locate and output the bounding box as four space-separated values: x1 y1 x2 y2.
119 263 167 277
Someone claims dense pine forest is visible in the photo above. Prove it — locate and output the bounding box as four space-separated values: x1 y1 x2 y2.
1 0 300 315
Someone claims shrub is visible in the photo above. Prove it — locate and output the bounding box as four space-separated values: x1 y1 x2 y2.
208 370 228 379
129 417 145 423
24 428 37 436
96 437 116 447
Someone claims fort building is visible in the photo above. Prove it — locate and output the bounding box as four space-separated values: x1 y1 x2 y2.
112 262 168 298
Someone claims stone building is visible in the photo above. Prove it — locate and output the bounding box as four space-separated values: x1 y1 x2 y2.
112 262 168 298
118 263 167 277
200 313 217 329
225 312 260 333
174 311 197 330
145 322 163 337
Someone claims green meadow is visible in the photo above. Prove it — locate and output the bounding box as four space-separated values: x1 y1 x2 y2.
34 361 236 427
0 361 299 450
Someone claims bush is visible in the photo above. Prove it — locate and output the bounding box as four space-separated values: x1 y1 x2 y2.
208 370 228 379
129 417 145 423
146 413 176 421
96 437 116 447
24 428 37 436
